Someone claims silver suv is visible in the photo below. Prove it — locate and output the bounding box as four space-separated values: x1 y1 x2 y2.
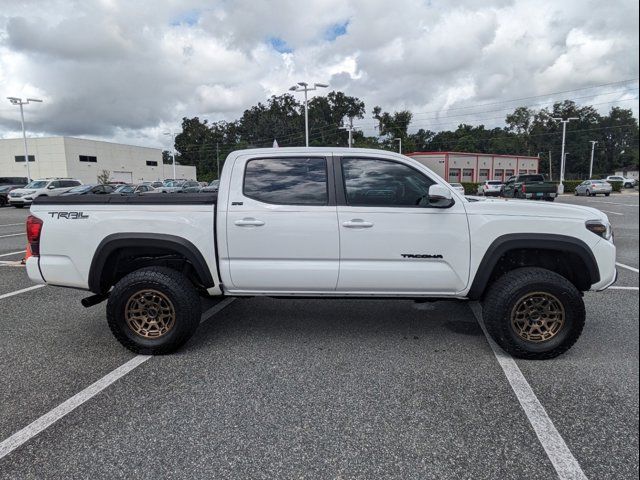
8 178 83 208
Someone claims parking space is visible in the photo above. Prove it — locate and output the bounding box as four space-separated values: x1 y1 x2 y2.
0 195 637 479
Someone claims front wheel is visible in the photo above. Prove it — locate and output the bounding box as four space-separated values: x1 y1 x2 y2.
106 267 202 354
481 267 585 359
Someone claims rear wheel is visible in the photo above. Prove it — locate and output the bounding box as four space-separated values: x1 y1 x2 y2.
482 267 585 359
106 267 201 354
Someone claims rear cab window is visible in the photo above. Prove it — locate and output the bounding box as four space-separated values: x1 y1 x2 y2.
243 157 329 205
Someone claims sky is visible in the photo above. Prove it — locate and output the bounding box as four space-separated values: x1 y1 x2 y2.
0 0 638 149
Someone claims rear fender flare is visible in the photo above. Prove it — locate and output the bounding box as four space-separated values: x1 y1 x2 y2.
88 233 214 293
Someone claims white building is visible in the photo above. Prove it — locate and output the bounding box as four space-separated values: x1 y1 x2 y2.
0 137 197 184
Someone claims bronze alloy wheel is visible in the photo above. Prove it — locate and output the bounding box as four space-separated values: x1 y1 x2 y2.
510 291 566 343
125 289 176 339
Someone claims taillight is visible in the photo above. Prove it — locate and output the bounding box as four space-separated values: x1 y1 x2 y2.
26 215 43 256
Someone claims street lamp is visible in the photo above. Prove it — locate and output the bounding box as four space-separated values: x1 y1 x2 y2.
7 97 43 182
588 141 598 179
552 117 579 193
289 82 328 147
163 131 177 180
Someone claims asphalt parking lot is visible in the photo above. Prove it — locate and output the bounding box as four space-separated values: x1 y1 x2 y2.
0 195 638 479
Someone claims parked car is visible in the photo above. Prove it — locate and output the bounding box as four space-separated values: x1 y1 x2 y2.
157 180 185 193
26 147 616 360
157 180 200 193
0 185 25 207
477 180 504 197
60 184 116 196
180 181 203 193
575 180 612 197
605 175 636 188
0 176 28 186
501 174 557 201
8 178 82 208
111 184 156 195
449 183 466 195
200 179 220 193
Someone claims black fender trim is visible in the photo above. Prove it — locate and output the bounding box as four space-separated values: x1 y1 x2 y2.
467 233 600 300
88 233 215 293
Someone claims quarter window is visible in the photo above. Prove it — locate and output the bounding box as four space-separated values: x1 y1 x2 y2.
243 157 328 205
341 158 434 207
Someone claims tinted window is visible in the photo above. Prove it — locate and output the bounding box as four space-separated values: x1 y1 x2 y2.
341 158 434 207
25 181 48 189
243 157 328 205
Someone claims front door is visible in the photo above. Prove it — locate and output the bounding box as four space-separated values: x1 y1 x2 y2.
335 156 470 294
225 154 339 292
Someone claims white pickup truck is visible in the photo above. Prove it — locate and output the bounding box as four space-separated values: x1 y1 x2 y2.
25 148 617 359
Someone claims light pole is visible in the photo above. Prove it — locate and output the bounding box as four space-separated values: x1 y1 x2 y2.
7 97 43 182
552 117 579 193
163 131 177 180
339 117 356 148
589 140 597 179
394 138 402 154
289 82 328 147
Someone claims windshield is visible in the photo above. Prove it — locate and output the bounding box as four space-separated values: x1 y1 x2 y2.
25 181 48 189
68 185 93 193
163 180 180 187
0 186 11 192
115 185 134 193
209 180 220 187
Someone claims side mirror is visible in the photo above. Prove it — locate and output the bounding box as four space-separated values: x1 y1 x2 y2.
47 185 55 189
426 184 455 208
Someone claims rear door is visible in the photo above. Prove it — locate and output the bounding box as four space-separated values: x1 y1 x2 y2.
224 154 339 292
335 155 470 294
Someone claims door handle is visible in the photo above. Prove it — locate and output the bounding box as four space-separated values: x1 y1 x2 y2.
342 219 374 228
234 217 265 227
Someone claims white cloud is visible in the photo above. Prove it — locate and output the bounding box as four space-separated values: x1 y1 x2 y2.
0 0 637 148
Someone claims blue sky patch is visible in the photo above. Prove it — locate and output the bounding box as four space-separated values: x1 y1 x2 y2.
268 37 293 54
170 10 201 27
325 21 349 41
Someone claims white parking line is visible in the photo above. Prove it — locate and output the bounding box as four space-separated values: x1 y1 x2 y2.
601 210 624 216
470 303 587 480
0 297 236 460
0 233 24 239
616 262 639 273
0 223 24 227
0 285 45 300
608 286 639 291
0 251 24 258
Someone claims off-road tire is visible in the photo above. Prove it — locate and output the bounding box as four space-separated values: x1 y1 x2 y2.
106 267 201 354
482 267 585 359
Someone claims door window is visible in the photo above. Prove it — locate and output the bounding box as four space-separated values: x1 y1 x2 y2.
243 157 328 205
341 158 434 207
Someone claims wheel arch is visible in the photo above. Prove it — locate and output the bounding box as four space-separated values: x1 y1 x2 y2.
467 233 600 300
89 233 214 294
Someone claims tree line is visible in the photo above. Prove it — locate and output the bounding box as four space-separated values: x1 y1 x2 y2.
164 91 639 181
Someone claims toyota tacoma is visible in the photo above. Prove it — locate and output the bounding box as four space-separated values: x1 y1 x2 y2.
25 148 617 359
